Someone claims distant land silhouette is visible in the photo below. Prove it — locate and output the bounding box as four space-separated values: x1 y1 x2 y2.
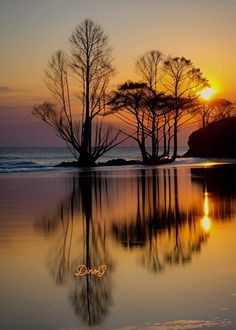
185 117 236 158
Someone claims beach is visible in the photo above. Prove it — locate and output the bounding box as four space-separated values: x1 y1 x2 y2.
1 155 236 330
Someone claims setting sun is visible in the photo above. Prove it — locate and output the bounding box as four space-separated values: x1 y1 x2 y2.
200 88 214 100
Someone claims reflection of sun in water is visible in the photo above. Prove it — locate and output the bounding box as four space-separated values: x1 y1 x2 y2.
200 88 214 100
202 216 211 232
201 190 212 232
204 191 209 216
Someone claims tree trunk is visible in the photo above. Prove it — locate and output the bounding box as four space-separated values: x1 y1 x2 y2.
79 118 95 165
151 116 156 159
163 120 167 157
171 110 178 161
79 65 94 166
138 140 149 163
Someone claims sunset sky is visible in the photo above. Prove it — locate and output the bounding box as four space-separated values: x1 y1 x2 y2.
0 0 235 147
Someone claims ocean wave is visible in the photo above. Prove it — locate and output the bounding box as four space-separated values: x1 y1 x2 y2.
0 161 55 173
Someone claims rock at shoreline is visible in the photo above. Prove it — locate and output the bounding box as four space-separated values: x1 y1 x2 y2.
56 158 141 168
55 161 80 167
185 117 236 158
98 158 141 166
56 156 178 168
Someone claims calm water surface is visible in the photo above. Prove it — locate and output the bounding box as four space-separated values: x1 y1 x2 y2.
0 165 236 330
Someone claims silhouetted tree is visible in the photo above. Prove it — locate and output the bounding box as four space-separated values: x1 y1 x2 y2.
109 81 171 162
109 53 208 163
109 81 150 162
197 102 213 129
135 50 163 158
196 98 235 128
212 99 235 121
135 50 162 91
33 19 119 166
163 57 208 160
110 50 172 163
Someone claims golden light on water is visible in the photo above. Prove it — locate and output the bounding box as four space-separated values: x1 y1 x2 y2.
201 190 212 232
204 191 209 216
200 88 214 100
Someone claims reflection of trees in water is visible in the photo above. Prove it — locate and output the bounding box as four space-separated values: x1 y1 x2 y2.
69 207 113 326
112 168 209 273
35 165 236 323
140 222 208 273
37 173 113 326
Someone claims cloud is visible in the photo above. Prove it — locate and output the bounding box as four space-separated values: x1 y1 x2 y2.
0 86 26 94
0 86 15 94
0 104 28 111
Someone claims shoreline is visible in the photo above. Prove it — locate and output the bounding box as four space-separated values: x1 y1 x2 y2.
1 157 236 177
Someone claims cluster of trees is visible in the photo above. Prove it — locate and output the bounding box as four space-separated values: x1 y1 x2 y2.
33 18 234 165
196 98 235 129
109 54 208 162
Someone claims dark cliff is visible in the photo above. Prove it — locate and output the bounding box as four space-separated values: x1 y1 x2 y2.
185 117 236 158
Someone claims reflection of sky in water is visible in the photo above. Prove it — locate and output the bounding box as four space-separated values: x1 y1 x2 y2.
0 165 236 329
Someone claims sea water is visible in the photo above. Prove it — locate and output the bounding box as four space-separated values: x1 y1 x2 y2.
1 165 236 329
0 146 189 173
